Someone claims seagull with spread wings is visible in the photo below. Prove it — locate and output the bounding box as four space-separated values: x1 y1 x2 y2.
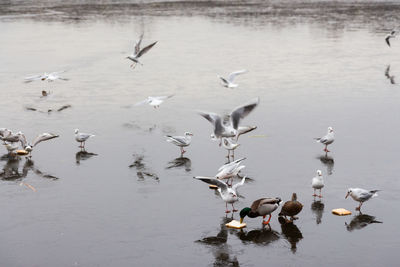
18 132 59 157
218 70 247 88
126 33 157 69
136 95 174 108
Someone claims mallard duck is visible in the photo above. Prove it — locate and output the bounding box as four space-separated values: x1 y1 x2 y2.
279 193 303 221
345 188 379 211
311 170 324 197
315 127 334 152
240 197 281 225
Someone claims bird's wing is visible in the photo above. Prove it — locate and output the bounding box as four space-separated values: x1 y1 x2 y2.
218 157 246 171
32 133 59 147
385 65 391 77
250 198 266 212
135 33 144 54
198 111 224 135
18 133 28 148
137 41 157 58
232 176 247 191
218 76 229 84
230 97 259 130
135 98 149 106
386 35 391 47
166 135 187 145
152 95 174 101
227 70 247 83
194 176 228 192
24 74 44 82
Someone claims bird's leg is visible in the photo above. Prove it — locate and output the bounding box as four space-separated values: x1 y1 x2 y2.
225 203 231 213
263 214 272 225
219 138 222 147
313 189 317 197
319 189 323 198
356 202 363 211
232 203 238 212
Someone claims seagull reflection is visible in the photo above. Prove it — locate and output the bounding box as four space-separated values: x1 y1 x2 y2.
311 199 324 225
195 216 239 266
75 151 98 165
236 227 280 245
345 213 382 232
385 65 396 84
129 154 159 182
166 157 191 172
280 221 303 253
0 156 59 181
317 154 334 175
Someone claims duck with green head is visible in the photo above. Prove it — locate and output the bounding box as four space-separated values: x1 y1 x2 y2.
240 197 282 225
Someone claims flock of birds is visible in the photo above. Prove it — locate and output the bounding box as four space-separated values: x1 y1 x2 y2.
3 30 386 230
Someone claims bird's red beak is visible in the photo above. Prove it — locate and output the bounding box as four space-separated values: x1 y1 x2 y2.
345 192 350 199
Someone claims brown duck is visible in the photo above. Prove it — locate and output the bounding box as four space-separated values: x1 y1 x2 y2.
279 193 303 222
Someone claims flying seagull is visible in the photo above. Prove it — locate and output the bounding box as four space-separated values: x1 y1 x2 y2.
24 71 68 83
18 132 59 157
218 70 247 88
135 95 174 108
126 33 157 69
385 30 396 47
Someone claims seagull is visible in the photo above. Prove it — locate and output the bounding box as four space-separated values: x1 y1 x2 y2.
18 132 59 157
215 157 246 184
345 188 379 211
24 71 68 83
0 128 12 144
4 142 19 155
385 30 395 47
199 97 259 145
311 170 324 198
194 175 247 213
165 132 193 155
315 127 334 152
126 33 157 68
74 129 95 149
385 65 396 84
240 197 282 225
135 95 174 108
218 70 247 88
222 138 240 158
0 131 22 144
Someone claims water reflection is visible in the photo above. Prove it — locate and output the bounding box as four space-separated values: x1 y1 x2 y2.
280 221 303 253
195 216 239 266
345 213 383 232
236 227 280 245
384 65 396 85
75 151 98 165
311 199 324 225
317 154 334 175
166 157 191 172
0 156 59 181
129 154 159 182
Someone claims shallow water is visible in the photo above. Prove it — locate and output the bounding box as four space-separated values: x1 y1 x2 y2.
1 1 400 266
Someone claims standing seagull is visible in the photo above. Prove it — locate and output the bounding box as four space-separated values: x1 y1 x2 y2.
385 30 396 47
218 70 247 88
240 197 282 225
194 175 246 213
126 33 157 69
222 138 240 158
311 170 324 198
345 188 379 211
315 127 334 152
136 95 174 108
165 132 193 156
74 129 95 149
18 132 59 157
199 97 259 145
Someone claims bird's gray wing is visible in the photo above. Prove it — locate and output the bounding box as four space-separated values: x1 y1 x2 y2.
153 95 174 101
218 76 229 84
218 157 246 171
232 176 247 191
24 74 43 82
230 97 259 130
198 112 224 136
166 135 187 145
137 41 157 58
135 33 144 54
385 65 391 77
18 133 28 148
386 36 391 47
227 70 247 83
194 176 228 192
32 133 59 147
135 98 149 106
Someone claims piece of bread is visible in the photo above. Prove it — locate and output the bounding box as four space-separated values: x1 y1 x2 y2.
225 220 247 229
16 150 29 156
332 208 352 216
209 185 218 189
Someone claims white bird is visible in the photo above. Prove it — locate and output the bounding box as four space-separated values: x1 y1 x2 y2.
311 170 324 198
385 30 396 47
222 137 240 158
199 97 259 145
218 70 247 88
18 132 59 157
4 142 19 154
1 131 22 144
194 175 247 213
24 71 68 83
345 188 379 211
165 132 193 155
74 129 95 149
126 33 157 68
215 157 246 184
136 95 174 108
315 127 334 152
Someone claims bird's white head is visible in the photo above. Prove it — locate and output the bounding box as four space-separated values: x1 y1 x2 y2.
345 188 353 199
317 170 322 176
74 129 79 134
328 127 333 133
